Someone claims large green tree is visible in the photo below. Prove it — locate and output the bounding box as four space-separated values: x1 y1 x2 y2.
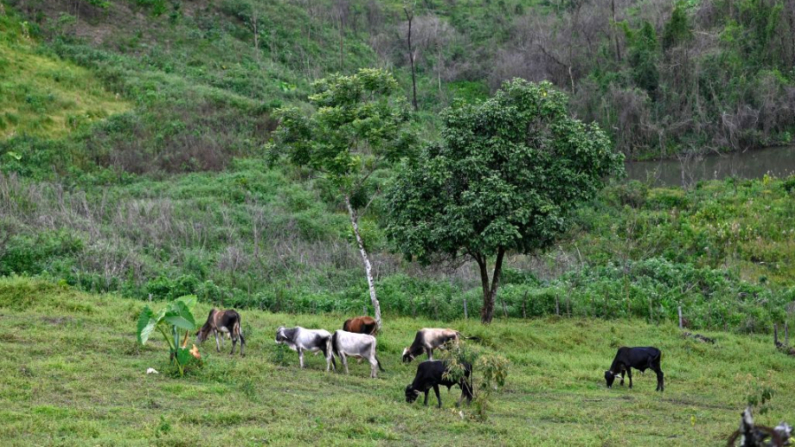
268 69 415 331
386 79 624 323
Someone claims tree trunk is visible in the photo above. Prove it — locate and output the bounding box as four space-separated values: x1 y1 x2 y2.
476 248 506 324
611 0 621 63
404 7 418 111
338 4 344 72
345 195 382 331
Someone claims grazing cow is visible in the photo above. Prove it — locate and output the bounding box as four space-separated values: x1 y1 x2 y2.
196 308 246 356
604 346 664 391
342 316 378 336
726 407 791 447
402 328 477 363
275 326 335 371
331 330 384 378
405 360 473 408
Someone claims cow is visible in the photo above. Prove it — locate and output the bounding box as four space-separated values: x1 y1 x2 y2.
275 326 335 371
405 360 473 408
331 330 384 378
604 346 664 391
402 328 477 363
725 407 791 447
342 316 378 336
196 308 245 356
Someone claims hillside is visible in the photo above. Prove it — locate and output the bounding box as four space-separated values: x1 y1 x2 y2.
0 10 130 139
2 0 794 168
1 277 794 445
0 2 794 334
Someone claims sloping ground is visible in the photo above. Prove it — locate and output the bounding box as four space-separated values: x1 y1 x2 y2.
0 14 130 139
0 277 793 446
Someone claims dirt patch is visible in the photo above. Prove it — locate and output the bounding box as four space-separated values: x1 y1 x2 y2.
42 316 75 326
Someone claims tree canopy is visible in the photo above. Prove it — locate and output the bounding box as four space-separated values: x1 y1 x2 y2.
386 79 624 323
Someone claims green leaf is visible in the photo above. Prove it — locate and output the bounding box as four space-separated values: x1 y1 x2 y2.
164 301 196 331
137 306 157 345
175 347 192 366
174 295 197 311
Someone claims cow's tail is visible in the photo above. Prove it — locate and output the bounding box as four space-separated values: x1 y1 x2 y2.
323 335 337 370
375 355 385 372
331 331 340 357
234 320 245 346
459 333 480 342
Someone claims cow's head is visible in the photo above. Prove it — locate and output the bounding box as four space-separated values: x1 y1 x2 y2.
195 327 209 344
275 326 288 344
405 385 421 403
402 348 414 363
604 370 622 389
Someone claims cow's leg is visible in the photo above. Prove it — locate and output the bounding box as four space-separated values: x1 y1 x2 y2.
423 390 430 406
433 385 442 408
341 353 349 375
214 330 221 352
369 358 377 378
654 367 664 391
230 335 237 355
298 347 305 368
626 368 633 389
427 348 434 361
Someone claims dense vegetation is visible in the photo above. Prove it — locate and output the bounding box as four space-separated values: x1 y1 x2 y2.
2 161 794 331
1 0 794 334
2 277 794 445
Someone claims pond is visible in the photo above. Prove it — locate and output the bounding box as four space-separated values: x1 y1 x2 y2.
625 145 795 187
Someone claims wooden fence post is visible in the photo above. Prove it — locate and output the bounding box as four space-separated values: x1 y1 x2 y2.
786 321 790 347
463 298 468 320
555 295 560 316
678 306 683 329
775 323 779 347
522 292 527 319
501 296 508 318
648 297 653 324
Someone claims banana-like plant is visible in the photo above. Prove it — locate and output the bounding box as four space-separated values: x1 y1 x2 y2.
137 295 200 377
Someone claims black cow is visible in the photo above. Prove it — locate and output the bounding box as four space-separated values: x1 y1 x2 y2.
405 360 473 408
604 346 664 391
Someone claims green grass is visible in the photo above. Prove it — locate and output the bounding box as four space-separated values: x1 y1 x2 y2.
0 13 130 139
2 277 793 446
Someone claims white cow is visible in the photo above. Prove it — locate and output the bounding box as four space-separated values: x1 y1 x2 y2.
331 330 384 378
275 326 335 371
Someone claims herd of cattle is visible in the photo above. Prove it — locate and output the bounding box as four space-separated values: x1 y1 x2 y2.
194 309 665 407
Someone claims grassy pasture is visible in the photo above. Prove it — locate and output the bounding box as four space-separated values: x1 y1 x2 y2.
1 276 793 446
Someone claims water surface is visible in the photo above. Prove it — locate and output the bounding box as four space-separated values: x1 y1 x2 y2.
625 145 795 187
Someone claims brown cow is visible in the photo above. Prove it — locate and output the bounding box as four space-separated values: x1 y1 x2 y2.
342 316 378 336
196 308 245 356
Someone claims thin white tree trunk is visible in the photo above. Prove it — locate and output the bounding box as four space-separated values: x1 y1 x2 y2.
344 195 382 331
